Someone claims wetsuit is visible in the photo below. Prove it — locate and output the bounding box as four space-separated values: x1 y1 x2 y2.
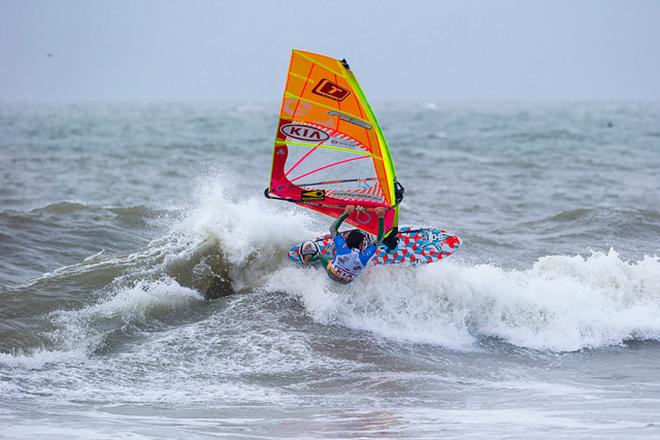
320 212 384 284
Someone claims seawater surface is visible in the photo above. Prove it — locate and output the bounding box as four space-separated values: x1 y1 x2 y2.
1 102 660 439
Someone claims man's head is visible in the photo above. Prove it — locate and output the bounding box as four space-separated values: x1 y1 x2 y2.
300 240 319 257
346 230 365 250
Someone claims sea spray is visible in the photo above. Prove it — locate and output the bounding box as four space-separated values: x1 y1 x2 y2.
174 176 660 353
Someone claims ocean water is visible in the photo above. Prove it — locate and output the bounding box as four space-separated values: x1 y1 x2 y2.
1 101 660 439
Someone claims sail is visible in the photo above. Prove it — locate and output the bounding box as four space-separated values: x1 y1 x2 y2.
266 50 399 236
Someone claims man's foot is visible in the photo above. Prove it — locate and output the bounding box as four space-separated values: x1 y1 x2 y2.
381 227 399 251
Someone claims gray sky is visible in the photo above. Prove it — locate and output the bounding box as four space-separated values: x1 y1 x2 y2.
1 0 660 102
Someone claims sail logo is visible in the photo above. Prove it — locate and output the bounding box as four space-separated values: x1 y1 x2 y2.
301 190 325 201
312 79 351 102
280 123 330 142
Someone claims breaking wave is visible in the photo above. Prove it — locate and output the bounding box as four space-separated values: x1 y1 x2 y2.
3 174 660 370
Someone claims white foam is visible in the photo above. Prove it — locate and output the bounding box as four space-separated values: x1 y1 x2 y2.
265 250 660 352
0 346 89 370
171 172 321 288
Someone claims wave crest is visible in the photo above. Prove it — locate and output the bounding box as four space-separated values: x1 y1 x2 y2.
266 250 660 352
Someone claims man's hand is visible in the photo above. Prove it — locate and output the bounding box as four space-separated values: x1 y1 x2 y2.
375 207 386 218
345 205 355 216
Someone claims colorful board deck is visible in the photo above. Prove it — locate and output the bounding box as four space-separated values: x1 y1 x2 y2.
288 226 461 266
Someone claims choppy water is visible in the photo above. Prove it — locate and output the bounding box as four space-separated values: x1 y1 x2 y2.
1 102 660 439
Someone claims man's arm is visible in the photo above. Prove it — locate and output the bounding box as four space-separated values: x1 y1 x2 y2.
330 205 355 238
359 207 388 264
374 207 386 245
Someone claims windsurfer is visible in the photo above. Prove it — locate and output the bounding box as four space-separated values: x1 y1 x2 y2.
302 205 386 283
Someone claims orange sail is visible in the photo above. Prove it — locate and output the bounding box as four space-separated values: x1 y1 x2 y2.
266 50 401 236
